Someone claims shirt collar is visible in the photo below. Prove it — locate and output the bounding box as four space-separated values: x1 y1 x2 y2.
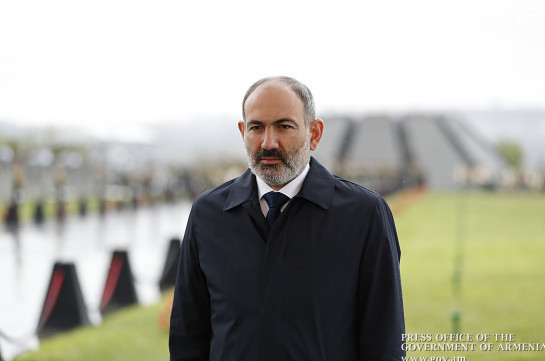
224 157 334 211
256 163 310 200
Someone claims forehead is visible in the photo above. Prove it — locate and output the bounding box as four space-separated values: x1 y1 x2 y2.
244 83 305 121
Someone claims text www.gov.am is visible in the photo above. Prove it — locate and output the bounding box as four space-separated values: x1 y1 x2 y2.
402 357 466 361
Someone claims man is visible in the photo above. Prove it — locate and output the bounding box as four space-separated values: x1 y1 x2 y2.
169 76 405 361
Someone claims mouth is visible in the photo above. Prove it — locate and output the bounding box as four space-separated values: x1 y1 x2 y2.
260 156 282 165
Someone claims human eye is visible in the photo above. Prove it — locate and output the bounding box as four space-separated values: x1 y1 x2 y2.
278 123 294 130
248 124 263 131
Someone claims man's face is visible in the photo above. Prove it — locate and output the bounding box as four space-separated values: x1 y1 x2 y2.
238 83 321 190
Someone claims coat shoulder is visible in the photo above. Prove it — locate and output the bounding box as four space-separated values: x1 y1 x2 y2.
332 174 384 204
192 177 237 209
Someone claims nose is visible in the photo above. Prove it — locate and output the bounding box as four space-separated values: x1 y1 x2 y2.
261 127 279 150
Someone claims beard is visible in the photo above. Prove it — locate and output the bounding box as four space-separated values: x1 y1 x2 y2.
245 133 311 188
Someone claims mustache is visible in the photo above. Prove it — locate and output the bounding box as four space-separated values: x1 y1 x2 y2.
255 149 287 163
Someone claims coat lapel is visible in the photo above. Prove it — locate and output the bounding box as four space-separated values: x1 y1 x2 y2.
224 168 269 240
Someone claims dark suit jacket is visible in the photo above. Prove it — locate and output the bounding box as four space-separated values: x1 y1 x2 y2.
169 157 405 361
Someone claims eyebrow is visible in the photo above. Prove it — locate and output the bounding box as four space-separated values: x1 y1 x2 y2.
247 118 299 127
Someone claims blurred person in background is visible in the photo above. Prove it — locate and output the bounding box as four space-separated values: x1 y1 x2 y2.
5 161 25 227
169 76 405 361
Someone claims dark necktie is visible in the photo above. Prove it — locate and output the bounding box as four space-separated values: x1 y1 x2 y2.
263 191 290 226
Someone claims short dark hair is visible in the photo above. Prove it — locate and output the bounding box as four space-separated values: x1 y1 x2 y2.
242 76 316 127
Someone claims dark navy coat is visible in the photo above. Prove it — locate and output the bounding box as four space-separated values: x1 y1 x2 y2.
169 158 405 361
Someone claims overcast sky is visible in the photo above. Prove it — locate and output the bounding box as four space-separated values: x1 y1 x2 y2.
1 0 544 132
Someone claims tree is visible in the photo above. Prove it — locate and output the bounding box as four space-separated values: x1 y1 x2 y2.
496 140 523 168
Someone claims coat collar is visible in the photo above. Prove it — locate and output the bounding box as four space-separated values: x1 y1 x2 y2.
223 157 335 211
296 157 335 210
223 167 258 211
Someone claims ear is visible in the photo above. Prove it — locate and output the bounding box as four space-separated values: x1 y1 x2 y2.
238 121 245 140
309 118 324 151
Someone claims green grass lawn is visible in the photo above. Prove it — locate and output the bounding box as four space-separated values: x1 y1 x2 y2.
15 298 171 361
399 191 545 361
14 191 545 361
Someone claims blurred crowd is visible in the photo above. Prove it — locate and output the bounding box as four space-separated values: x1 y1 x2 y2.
0 140 246 227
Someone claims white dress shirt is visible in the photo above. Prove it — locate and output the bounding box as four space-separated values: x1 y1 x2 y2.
255 163 311 217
